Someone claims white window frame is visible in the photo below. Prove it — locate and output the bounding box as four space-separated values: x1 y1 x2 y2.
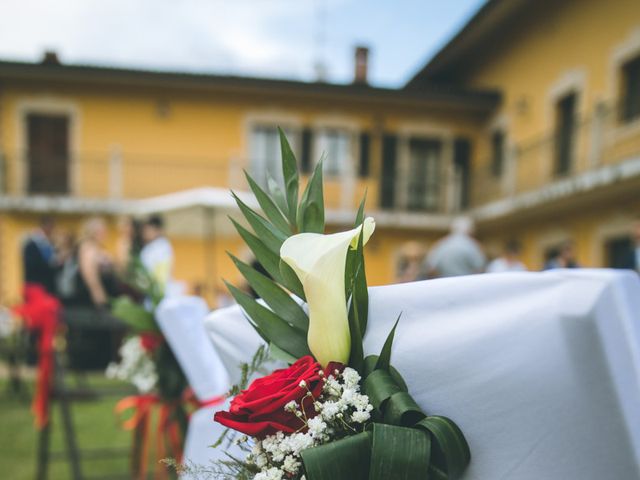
243 112 302 189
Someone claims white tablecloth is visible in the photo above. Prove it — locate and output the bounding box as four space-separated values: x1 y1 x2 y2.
194 269 640 479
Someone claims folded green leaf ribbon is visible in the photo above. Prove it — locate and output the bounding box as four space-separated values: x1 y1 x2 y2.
301 353 470 480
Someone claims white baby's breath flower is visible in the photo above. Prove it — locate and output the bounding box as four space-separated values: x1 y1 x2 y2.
341 387 356 404
324 376 342 396
307 417 327 437
299 380 307 388
282 455 300 474
255 453 268 469
351 410 371 423
342 367 361 388
254 467 283 480
320 401 340 420
284 400 298 412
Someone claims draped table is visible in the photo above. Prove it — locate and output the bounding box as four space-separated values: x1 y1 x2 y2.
186 269 640 479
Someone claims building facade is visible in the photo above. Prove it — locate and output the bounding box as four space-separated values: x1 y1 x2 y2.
1 0 639 304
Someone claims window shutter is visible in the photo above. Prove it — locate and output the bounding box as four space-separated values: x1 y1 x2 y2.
454 138 472 210
358 132 370 178
301 128 313 174
380 134 397 209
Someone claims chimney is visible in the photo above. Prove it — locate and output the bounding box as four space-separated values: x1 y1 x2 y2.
41 50 61 66
353 46 369 85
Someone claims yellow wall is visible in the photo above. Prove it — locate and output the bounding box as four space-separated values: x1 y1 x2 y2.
0 81 478 303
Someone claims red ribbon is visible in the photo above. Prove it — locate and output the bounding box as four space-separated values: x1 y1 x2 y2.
115 389 226 479
12 284 60 429
116 394 187 480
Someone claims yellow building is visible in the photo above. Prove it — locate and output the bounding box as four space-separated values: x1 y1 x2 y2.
407 0 640 269
1 0 639 305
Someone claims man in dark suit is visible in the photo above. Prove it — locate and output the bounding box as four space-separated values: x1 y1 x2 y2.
23 216 57 294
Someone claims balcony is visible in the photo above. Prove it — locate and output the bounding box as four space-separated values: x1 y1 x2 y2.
472 102 640 219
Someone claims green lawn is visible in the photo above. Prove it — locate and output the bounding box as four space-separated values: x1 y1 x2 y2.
0 373 135 479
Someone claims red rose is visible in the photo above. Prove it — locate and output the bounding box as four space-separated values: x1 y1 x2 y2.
139 332 163 352
214 356 344 438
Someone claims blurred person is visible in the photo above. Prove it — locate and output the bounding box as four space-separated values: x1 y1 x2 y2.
544 240 580 270
23 215 58 294
14 215 62 426
54 230 79 303
423 217 486 278
115 216 143 272
73 217 118 309
64 217 120 371
487 240 527 273
395 241 425 283
140 214 174 288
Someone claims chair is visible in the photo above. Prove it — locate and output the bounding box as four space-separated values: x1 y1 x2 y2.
155 296 232 469
201 269 640 479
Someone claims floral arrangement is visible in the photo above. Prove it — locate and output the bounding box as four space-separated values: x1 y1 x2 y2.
109 259 190 478
212 129 471 480
106 335 158 393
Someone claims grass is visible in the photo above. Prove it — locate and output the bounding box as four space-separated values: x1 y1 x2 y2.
0 372 136 480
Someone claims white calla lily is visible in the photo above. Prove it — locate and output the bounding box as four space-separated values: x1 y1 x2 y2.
280 217 375 366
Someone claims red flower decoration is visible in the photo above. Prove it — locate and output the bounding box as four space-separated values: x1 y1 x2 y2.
214 356 344 438
139 332 163 352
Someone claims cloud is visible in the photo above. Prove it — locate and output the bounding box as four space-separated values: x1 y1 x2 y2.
0 0 345 80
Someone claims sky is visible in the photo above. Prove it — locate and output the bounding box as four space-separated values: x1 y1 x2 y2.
0 0 485 87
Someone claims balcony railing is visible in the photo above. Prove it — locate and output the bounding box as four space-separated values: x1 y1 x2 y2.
0 151 390 214
472 101 640 206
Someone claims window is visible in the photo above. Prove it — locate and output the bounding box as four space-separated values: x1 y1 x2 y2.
407 138 441 211
27 113 70 194
621 55 640 123
554 92 577 176
454 138 472 210
316 129 352 177
249 125 297 187
380 134 397 209
358 132 370 178
491 130 505 177
605 236 634 269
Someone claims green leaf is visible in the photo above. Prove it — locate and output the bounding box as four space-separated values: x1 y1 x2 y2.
362 369 403 411
224 281 310 360
369 423 431 480
297 160 325 233
383 391 425 427
267 175 290 223
353 227 369 335
231 191 287 254
228 253 308 332
229 218 304 300
301 431 371 480
416 416 471 480
376 314 401 371
229 218 283 283
354 190 367 227
279 259 306 301
363 355 410 392
347 290 364 374
244 170 291 235
269 342 298 364
279 127 299 227
111 296 158 333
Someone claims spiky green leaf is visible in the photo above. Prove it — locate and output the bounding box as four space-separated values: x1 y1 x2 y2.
297 159 325 233
278 127 299 226
224 281 310 360
244 171 291 235
228 253 308 332
231 191 286 254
